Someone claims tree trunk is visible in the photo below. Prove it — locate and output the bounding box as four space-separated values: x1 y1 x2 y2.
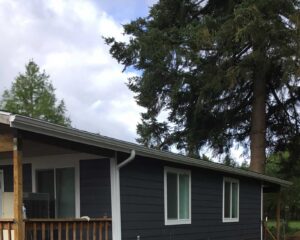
250 69 267 173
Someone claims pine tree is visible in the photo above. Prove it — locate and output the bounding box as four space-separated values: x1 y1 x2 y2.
106 0 300 173
1 60 71 126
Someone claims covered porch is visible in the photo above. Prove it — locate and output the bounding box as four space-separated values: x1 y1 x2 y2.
0 121 113 240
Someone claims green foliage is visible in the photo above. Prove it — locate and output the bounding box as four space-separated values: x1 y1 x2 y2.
267 221 300 236
221 155 238 167
240 160 250 170
106 0 300 158
265 147 300 221
200 154 211 162
1 60 71 126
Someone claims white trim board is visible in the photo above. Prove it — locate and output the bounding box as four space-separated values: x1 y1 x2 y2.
110 157 121 240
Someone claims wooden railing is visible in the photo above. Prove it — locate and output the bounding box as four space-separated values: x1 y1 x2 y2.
25 218 112 240
0 219 15 240
263 221 277 240
0 218 112 240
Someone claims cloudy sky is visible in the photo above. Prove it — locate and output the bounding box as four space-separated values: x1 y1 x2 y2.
0 0 158 142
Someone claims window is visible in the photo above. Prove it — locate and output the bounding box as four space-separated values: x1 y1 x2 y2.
164 167 191 225
36 168 75 218
223 178 239 222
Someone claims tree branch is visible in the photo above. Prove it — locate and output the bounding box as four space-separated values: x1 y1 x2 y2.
269 84 294 128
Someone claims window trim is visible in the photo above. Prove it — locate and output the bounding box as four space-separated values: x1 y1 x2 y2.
164 166 191 225
222 177 239 223
31 156 81 218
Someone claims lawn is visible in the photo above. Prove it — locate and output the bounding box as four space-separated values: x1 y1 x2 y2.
267 220 300 236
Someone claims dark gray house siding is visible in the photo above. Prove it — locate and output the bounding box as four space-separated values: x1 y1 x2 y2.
0 164 32 192
80 158 112 218
120 156 262 240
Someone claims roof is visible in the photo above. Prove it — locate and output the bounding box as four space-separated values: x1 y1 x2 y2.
0 111 291 187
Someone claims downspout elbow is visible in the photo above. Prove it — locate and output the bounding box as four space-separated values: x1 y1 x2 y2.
117 150 136 169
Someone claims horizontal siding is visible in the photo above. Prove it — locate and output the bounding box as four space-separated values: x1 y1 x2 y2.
120 156 261 240
80 158 111 218
0 164 32 192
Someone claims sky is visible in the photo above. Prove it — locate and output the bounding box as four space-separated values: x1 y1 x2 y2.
0 0 243 162
0 0 158 142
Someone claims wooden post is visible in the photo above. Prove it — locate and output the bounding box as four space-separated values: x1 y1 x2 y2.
276 191 281 240
13 132 24 240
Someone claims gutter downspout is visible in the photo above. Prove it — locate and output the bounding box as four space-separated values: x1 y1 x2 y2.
117 150 136 169
111 150 136 240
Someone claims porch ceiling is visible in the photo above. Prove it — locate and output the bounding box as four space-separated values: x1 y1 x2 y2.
22 138 76 157
0 123 112 158
0 123 76 158
0 123 11 134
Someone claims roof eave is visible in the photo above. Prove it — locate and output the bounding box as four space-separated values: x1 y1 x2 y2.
8 114 291 188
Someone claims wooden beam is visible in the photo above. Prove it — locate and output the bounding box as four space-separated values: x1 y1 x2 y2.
276 191 281 240
13 133 24 240
0 134 13 152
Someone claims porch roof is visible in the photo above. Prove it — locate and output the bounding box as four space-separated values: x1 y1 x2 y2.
0 111 291 187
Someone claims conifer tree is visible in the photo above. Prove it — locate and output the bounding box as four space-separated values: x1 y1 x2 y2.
1 60 71 126
106 0 300 173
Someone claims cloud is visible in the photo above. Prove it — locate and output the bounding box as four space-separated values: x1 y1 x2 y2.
0 0 144 142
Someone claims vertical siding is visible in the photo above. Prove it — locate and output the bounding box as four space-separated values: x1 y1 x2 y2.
120 156 261 240
0 164 32 192
80 158 111 217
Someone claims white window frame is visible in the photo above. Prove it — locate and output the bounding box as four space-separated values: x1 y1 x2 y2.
164 167 191 225
35 167 76 218
222 177 239 223
32 156 80 218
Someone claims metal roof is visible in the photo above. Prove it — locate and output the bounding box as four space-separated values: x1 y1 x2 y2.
0 112 291 187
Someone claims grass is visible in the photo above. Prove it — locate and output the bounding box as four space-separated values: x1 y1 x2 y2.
267 220 300 236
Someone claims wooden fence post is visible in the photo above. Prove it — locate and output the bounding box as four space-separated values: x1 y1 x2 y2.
276 190 281 240
13 131 24 240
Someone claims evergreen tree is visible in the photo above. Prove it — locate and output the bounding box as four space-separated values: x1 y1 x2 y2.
222 155 238 168
265 151 300 220
1 60 71 126
106 0 300 173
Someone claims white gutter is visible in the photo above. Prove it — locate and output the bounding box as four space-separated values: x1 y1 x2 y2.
0 111 12 125
111 150 136 240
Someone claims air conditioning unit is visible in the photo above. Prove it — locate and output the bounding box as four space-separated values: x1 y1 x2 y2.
2 192 49 218
23 192 49 218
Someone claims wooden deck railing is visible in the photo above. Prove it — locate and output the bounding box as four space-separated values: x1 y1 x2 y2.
263 221 277 240
25 218 112 240
0 219 15 240
0 218 112 240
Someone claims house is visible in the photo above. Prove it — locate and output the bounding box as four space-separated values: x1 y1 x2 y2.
0 111 290 240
